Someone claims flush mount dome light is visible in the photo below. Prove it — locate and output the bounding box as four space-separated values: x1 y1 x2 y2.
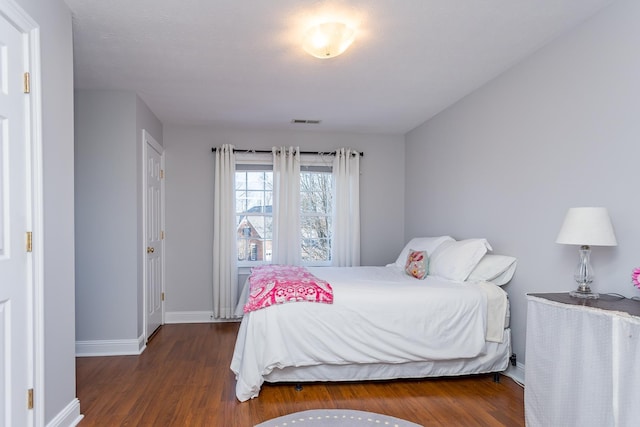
302 22 355 59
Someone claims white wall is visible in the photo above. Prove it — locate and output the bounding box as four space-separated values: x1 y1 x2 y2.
163 125 405 315
75 91 138 342
75 90 162 348
404 0 640 370
14 0 78 423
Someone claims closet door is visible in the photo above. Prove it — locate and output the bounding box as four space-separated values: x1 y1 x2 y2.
144 130 164 341
0 8 32 426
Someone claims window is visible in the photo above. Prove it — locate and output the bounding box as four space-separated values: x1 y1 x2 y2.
235 169 273 263
300 169 332 263
235 165 333 266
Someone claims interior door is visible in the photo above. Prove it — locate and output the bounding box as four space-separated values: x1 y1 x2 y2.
145 131 164 340
0 10 31 427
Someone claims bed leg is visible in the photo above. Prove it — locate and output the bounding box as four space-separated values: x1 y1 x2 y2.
295 383 303 391
493 373 500 383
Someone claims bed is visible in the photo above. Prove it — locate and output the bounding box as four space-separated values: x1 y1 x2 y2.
230 236 517 402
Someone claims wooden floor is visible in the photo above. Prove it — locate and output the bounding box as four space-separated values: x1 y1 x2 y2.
76 323 524 426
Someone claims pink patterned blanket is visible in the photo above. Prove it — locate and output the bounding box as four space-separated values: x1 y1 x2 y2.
243 265 333 313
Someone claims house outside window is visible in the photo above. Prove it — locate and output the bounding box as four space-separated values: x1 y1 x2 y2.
235 170 272 264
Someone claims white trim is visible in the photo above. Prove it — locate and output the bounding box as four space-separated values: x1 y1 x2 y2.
0 1 43 426
141 129 165 343
28 26 45 427
165 311 241 324
44 398 83 427
503 362 525 387
75 334 146 357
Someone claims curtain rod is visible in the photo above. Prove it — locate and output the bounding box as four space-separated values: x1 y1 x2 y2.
210 148 363 157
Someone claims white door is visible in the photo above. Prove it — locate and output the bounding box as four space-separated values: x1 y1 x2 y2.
0 11 31 427
144 131 164 340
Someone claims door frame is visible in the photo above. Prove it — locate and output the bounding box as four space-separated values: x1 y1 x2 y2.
142 129 165 342
1 0 44 425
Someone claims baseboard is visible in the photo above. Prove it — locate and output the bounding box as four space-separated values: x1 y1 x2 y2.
76 334 145 357
165 310 241 324
45 398 83 427
503 361 525 386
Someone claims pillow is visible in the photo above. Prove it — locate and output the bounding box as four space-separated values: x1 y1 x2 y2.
429 238 492 282
468 254 517 286
404 249 428 279
390 236 454 268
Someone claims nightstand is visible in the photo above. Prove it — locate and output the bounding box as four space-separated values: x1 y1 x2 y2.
525 293 640 427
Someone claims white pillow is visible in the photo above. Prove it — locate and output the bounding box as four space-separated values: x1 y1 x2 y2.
390 236 455 268
429 238 492 282
468 254 517 286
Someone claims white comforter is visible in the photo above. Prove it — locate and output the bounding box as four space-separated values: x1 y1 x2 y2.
230 266 507 402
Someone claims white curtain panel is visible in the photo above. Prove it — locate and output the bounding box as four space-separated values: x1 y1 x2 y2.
212 144 239 319
332 148 360 266
272 146 301 265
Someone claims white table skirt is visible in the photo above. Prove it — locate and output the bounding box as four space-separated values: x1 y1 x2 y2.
525 295 640 427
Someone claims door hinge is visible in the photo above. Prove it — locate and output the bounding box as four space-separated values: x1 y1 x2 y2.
161 292 165 301
23 72 30 94
26 231 32 252
161 230 165 240
160 169 164 179
27 388 34 409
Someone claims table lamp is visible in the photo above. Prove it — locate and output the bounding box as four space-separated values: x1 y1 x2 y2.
555 207 617 299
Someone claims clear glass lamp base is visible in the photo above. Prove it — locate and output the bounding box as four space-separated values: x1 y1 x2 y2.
569 290 599 299
569 286 599 299
570 247 599 299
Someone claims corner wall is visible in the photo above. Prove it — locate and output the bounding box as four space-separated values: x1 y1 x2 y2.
404 0 640 373
75 90 163 355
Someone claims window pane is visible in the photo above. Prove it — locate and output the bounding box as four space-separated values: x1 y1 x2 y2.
236 215 272 262
244 191 268 212
247 215 272 240
301 216 331 241
246 171 269 190
235 168 273 264
235 193 245 213
300 171 333 214
235 172 247 191
300 171 332 264
302 238 331 262
301 214 331 262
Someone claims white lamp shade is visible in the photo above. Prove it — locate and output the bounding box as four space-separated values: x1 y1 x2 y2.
302 22 355 59
556 207 617 246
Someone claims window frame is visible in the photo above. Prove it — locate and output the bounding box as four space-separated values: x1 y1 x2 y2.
234 154 334 267
235 164 273 267
299 165 333 267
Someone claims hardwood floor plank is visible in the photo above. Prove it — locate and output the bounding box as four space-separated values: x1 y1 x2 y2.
76 323 524 426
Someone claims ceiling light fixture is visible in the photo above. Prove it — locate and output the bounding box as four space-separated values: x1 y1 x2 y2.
302 22 355 59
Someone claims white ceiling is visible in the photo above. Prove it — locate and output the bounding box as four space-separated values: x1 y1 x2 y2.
65 0 613 135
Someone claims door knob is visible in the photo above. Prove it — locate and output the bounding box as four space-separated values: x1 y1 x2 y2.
147 247 155 253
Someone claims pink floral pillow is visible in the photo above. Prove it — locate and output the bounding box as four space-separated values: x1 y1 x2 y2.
405 249 428 279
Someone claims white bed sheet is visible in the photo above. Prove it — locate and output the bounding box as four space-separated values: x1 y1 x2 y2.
231 266 508 402
265 328 511 384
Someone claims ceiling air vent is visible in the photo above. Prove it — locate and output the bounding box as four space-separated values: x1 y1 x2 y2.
291 119 322 125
